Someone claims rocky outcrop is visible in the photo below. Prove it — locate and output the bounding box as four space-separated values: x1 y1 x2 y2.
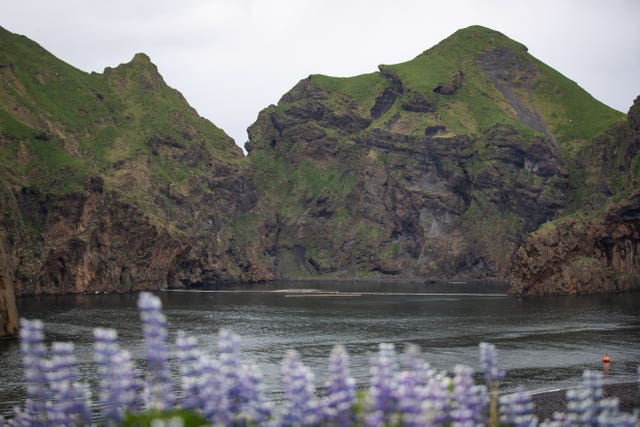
0 237 18 336
13 181 187 295
7 161 258 295
7 167 257 296
576 95 640 197
510 192 640 296
433 70 464 95
510 95 640 295
0 184 19 337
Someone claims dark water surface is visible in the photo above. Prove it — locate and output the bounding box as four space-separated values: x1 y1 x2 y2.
1 281 639 416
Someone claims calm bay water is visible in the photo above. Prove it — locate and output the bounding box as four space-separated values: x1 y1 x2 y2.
1 281 639 416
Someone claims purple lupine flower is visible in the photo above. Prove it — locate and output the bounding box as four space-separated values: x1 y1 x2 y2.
236 361 273 425
396 344 447 427
499 388 538 427
561 370 604 427
394 370 426 427
46 342 92 425
597 397 639 427
94 327 142 421
450 364 488 426
366 343 398 426
401 344 432 387
196 353 230 425
420 371 450 426
281 350 320 426
19 318 50 426
480 342 504 427
364 409 385 427
597 397 621 427
138 292 175 411
479 342 505 384
218 328 246 415
322 345 356 427
6 406 34 426
175 331 201 411
564 386 594 426
582 370 603 416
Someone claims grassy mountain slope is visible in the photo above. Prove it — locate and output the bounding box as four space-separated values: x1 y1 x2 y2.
244 25 626 281
0 26 257 296
0 27 242 202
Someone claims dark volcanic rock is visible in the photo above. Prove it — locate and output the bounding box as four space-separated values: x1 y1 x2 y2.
0 184 20 337
433 70 464 95
509 192 640 296
13 184 188 295
370 87 397 118
629 95 640 131
401 92 436 112
478 124 569 228
0 226 18 337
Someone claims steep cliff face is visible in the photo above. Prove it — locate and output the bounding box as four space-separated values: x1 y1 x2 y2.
243 26 623 280
0 26 257 299
0 239 19 336
0 183 19 337
13 180 188 295
510 96 640 295
509 193 640 295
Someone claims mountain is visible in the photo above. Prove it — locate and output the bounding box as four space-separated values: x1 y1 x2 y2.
1 25 638 335
242 25 626 281
0 25 260 305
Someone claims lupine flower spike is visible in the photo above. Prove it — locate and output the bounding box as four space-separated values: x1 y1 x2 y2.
499 388 538 427
138 292 175 411
323 345 356 426
45 342 92 425
237 361 273 425
451 364 488 426
366 343 398 426
19 318 50 426
218 329 245 414
480 342 505 426
281 349 320 426
174 331 201 411
93 327 142 422
195 353 230 425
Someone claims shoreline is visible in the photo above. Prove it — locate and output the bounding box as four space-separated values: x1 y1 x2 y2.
529 382 639 420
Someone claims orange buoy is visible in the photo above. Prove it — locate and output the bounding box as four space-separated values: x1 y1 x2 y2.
603 354 611 364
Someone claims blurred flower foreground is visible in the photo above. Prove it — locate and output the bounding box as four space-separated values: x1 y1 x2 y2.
1 292 638 427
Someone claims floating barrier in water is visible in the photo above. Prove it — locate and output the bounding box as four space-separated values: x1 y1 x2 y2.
284 292 362 298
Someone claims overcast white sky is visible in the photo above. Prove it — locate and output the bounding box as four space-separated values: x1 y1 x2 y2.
2 0 639 151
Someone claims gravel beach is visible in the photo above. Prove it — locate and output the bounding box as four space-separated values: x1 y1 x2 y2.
530 382 639 420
